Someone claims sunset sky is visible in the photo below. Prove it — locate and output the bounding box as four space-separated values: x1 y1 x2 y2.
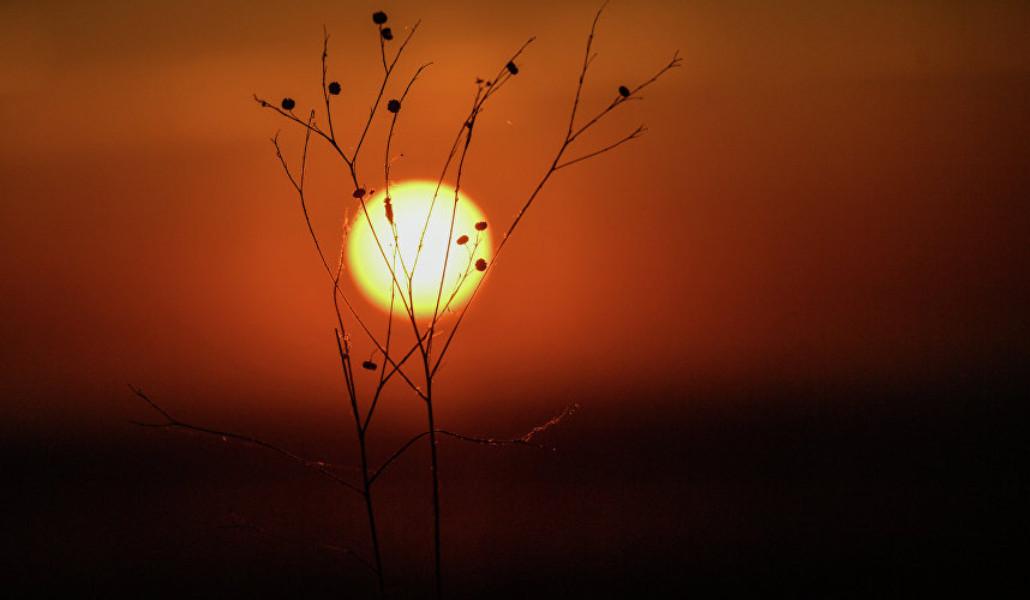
2 0 1026 595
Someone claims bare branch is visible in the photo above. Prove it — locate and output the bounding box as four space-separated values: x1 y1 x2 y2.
431 47 680 375
369 403 579 484
566 1 609 139
353 20 422 167
555 125 647 170
129 385 364 496
321 26 338 142
253 94 354 167
568 50 681 144
409 37 535 290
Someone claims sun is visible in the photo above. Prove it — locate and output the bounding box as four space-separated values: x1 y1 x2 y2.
345 180 492 320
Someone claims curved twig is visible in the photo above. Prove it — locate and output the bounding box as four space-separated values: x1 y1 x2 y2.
369 403 578 484
128 385 363 496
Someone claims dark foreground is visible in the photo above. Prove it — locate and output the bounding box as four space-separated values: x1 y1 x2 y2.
3 370 1022 598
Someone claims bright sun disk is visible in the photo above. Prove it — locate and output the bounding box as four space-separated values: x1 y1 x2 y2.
346 180 492 319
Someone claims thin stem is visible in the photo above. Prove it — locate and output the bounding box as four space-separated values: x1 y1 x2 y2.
370 403 579 485
425 386 443 599
555 125 646 170
129 386 363 495
335 331 385 594
353 21 422 172
321 27 337 142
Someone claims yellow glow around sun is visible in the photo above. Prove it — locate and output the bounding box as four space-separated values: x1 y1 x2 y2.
345 180 492 319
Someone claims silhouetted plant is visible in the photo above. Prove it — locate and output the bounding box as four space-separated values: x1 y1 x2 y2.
132 3 677 597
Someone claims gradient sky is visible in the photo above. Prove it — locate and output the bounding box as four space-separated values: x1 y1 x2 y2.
2 0 1027 594
3 0 1028 433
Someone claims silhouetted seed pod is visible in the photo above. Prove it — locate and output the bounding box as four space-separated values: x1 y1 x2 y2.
385 199 394 224
506 61 519 75
475 258 488 272
353 188 366 199
387 99 401 113
381 27 393 41
328 81 342 95
456 235 469 245
372 11 388 25
474 221 487 231
281 97 296 110
618 85 630 98
362 360 377 370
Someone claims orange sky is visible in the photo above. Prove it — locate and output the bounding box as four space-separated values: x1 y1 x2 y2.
2 0 1028 435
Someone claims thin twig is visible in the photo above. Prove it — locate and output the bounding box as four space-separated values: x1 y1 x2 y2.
432 29 680 376
369 403 579 485
129 385 363 495
555 125 647 170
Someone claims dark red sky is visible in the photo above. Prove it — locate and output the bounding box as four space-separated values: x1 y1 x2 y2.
1 1 1027 595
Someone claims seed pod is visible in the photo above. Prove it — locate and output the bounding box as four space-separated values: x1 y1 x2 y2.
456 235 469 245
372 11 387 25
387 99 401 113
618 85 630 98
381 27 393 41
353 188 366 199
328 81 342 95
385 198 394 224
475 258 487 272
281 97 296 110
362 360 377 370
474 221 487 231
506 61 519 75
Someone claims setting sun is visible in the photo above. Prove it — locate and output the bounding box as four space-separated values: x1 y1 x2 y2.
345 180 492 319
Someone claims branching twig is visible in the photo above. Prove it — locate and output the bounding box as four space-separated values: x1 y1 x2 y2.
369 403 579 485
128 385 363 496
141 5 675 597
556 125 647 170
431 6 680 376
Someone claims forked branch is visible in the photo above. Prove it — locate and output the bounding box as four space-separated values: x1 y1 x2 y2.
430 4 680 375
